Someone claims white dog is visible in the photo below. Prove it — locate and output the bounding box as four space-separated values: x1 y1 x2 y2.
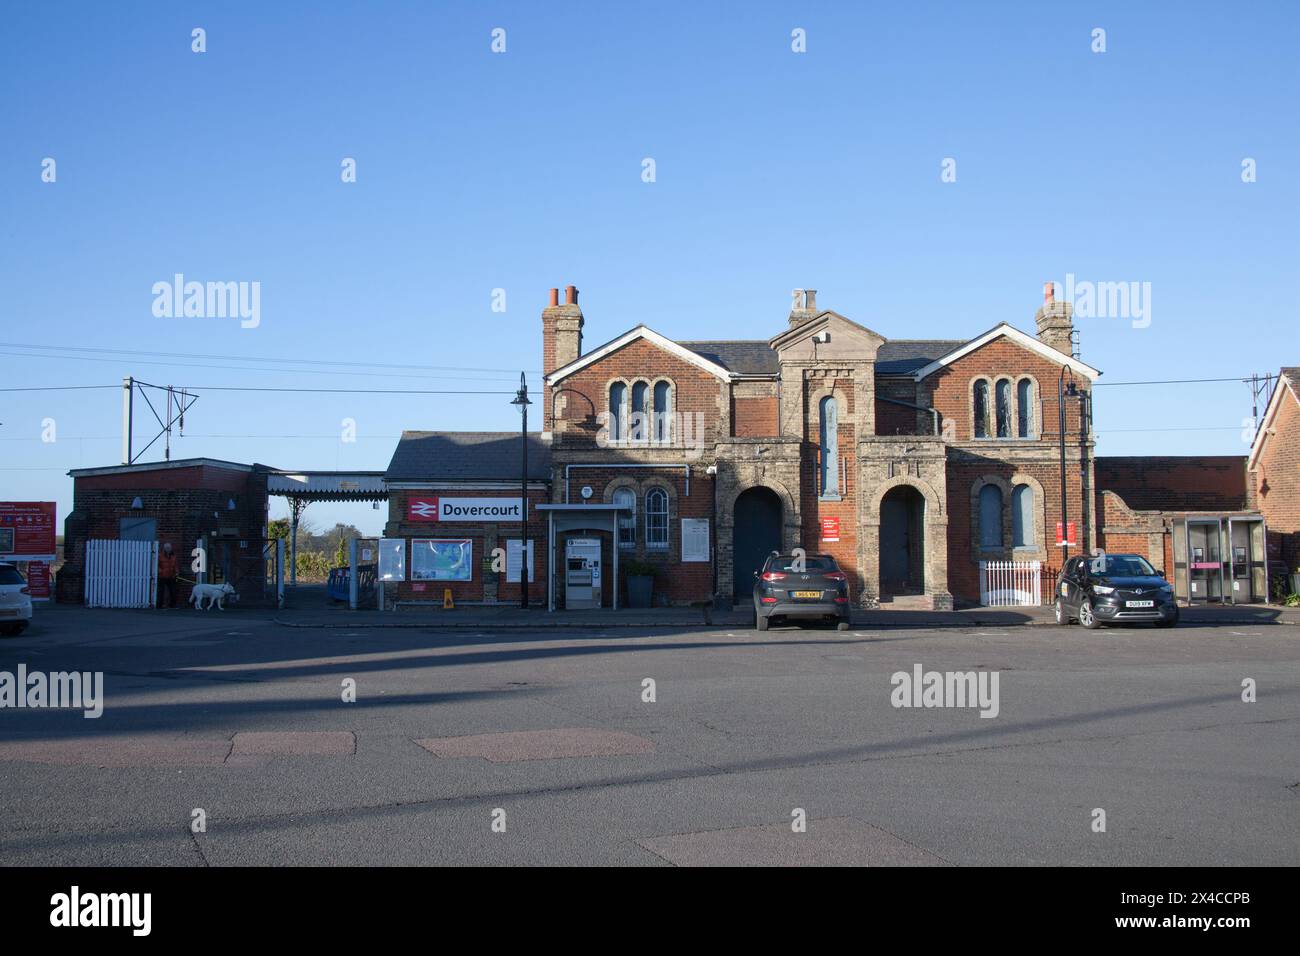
189 582 239 611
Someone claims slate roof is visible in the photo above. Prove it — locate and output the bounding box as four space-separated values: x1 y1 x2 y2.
874 340 967 375
385 431 551 483
679 340 779 375
680 337 971 377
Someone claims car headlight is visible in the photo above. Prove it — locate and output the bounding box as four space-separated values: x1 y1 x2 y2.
1159 583 1172 592
1093 585 1115 594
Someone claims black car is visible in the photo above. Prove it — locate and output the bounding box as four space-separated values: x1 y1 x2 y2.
753 552 851 631
1054 553 1179 629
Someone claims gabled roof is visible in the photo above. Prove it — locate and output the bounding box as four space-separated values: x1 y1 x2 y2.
766 309 883 351
544 325 733 385
1248 368 1300 469
876 339 967 376
385 431 551 484
680 340 779 376
910 323 1101 381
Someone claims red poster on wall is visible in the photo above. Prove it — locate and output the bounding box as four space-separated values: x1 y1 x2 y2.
1055 521 1077 548
24 560 51 601
821 517 840 542
0 502 57 559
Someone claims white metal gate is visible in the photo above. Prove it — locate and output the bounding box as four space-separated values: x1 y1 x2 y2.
84 539 158 608
979 559 1042 607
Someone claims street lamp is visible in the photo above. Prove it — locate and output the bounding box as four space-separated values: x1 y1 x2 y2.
511 373 532 609
1058 366 1080 566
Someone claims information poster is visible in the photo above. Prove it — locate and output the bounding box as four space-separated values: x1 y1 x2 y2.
411 539 473 581
0 502 57 560
505 539 535 583
681 518 709 562
377 539 406 582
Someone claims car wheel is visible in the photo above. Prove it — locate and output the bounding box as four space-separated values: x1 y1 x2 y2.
1155 610 1179 629
756 613 769 632
1078 599 1100 629
1054 598 1072 625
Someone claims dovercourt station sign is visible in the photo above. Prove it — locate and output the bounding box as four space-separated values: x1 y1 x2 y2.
406 496 526 522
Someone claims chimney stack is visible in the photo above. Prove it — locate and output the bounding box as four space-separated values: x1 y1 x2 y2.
788 287 820 326
542 284 584 433
1035 279 1075 356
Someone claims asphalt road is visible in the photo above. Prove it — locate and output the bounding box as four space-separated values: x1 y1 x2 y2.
2 606 1297 866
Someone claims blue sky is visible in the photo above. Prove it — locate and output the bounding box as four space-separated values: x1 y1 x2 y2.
2 1 1296 535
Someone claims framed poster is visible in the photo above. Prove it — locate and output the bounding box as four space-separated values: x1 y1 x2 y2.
681 518 709 563
378 538 406 582
505 539 535 583
411 538 473 581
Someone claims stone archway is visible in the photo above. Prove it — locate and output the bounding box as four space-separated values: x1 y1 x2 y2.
879 484 926 597
860 476 951 609
732 487 783 603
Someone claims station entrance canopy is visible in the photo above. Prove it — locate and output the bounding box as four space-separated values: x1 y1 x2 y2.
266 471 388 503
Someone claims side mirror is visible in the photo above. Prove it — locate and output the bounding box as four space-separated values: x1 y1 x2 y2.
753 570 759 578
1155 570 1165 579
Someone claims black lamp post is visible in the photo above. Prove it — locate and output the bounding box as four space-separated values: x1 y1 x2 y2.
511 373 532 609
1058 366 1079 565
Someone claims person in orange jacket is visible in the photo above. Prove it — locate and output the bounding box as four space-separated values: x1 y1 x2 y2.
158 542 179 609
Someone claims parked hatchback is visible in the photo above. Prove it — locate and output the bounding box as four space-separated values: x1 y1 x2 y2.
753 552 851 631
0 563 33 637
1054 553 1178 629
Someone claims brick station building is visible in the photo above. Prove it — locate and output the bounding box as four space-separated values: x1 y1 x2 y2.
387 283 1115 610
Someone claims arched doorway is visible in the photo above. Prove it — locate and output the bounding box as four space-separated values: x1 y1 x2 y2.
880 485 925 598
733 487 782 603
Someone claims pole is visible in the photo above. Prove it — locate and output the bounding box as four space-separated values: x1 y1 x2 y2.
122 376 133 464
520 373 529 610
1059 368 1070 566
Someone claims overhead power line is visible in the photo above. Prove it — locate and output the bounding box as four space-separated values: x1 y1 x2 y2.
0 341 541 376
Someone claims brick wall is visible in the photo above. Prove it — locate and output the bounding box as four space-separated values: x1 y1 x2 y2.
732 396 779 437
59 465 268 604
383 487 549 606
1097 456 1248 512
1252 388 1300 568
550 336 728 447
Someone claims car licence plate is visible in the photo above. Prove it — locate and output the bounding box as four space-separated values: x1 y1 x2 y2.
1125 600 1154 608
792 590 822 599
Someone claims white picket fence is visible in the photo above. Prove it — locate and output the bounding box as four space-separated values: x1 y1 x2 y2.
85 539 158 608
979 559 1042 607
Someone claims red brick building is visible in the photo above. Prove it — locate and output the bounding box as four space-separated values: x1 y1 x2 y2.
389 283 1117 609
59 458 272 604
1249 369 1300 590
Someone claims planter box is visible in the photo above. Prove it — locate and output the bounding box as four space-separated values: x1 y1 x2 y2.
626 575 653 609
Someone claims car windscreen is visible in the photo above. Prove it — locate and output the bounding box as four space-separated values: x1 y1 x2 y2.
0 566 26 585
767 556 837 573
1089 555 1156 577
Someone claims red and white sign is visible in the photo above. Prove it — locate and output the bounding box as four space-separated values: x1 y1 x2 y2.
24 560 51 601
1055 521 1077 548
0 501 57 560
406 496 526 523
821 517 840 542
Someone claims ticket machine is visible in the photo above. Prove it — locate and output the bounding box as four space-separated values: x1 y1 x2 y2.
565 537 602 609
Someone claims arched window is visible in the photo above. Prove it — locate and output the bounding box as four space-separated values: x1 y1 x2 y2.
973 380 989 438
613 487 636 548
995 379 1012 438
645 488 669 550
630 381 649 442
653 381 671 443
608 382 626 441
819 395 840 497
1016 379 1033 438
979 484 1003 550
1012 484 1034 547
